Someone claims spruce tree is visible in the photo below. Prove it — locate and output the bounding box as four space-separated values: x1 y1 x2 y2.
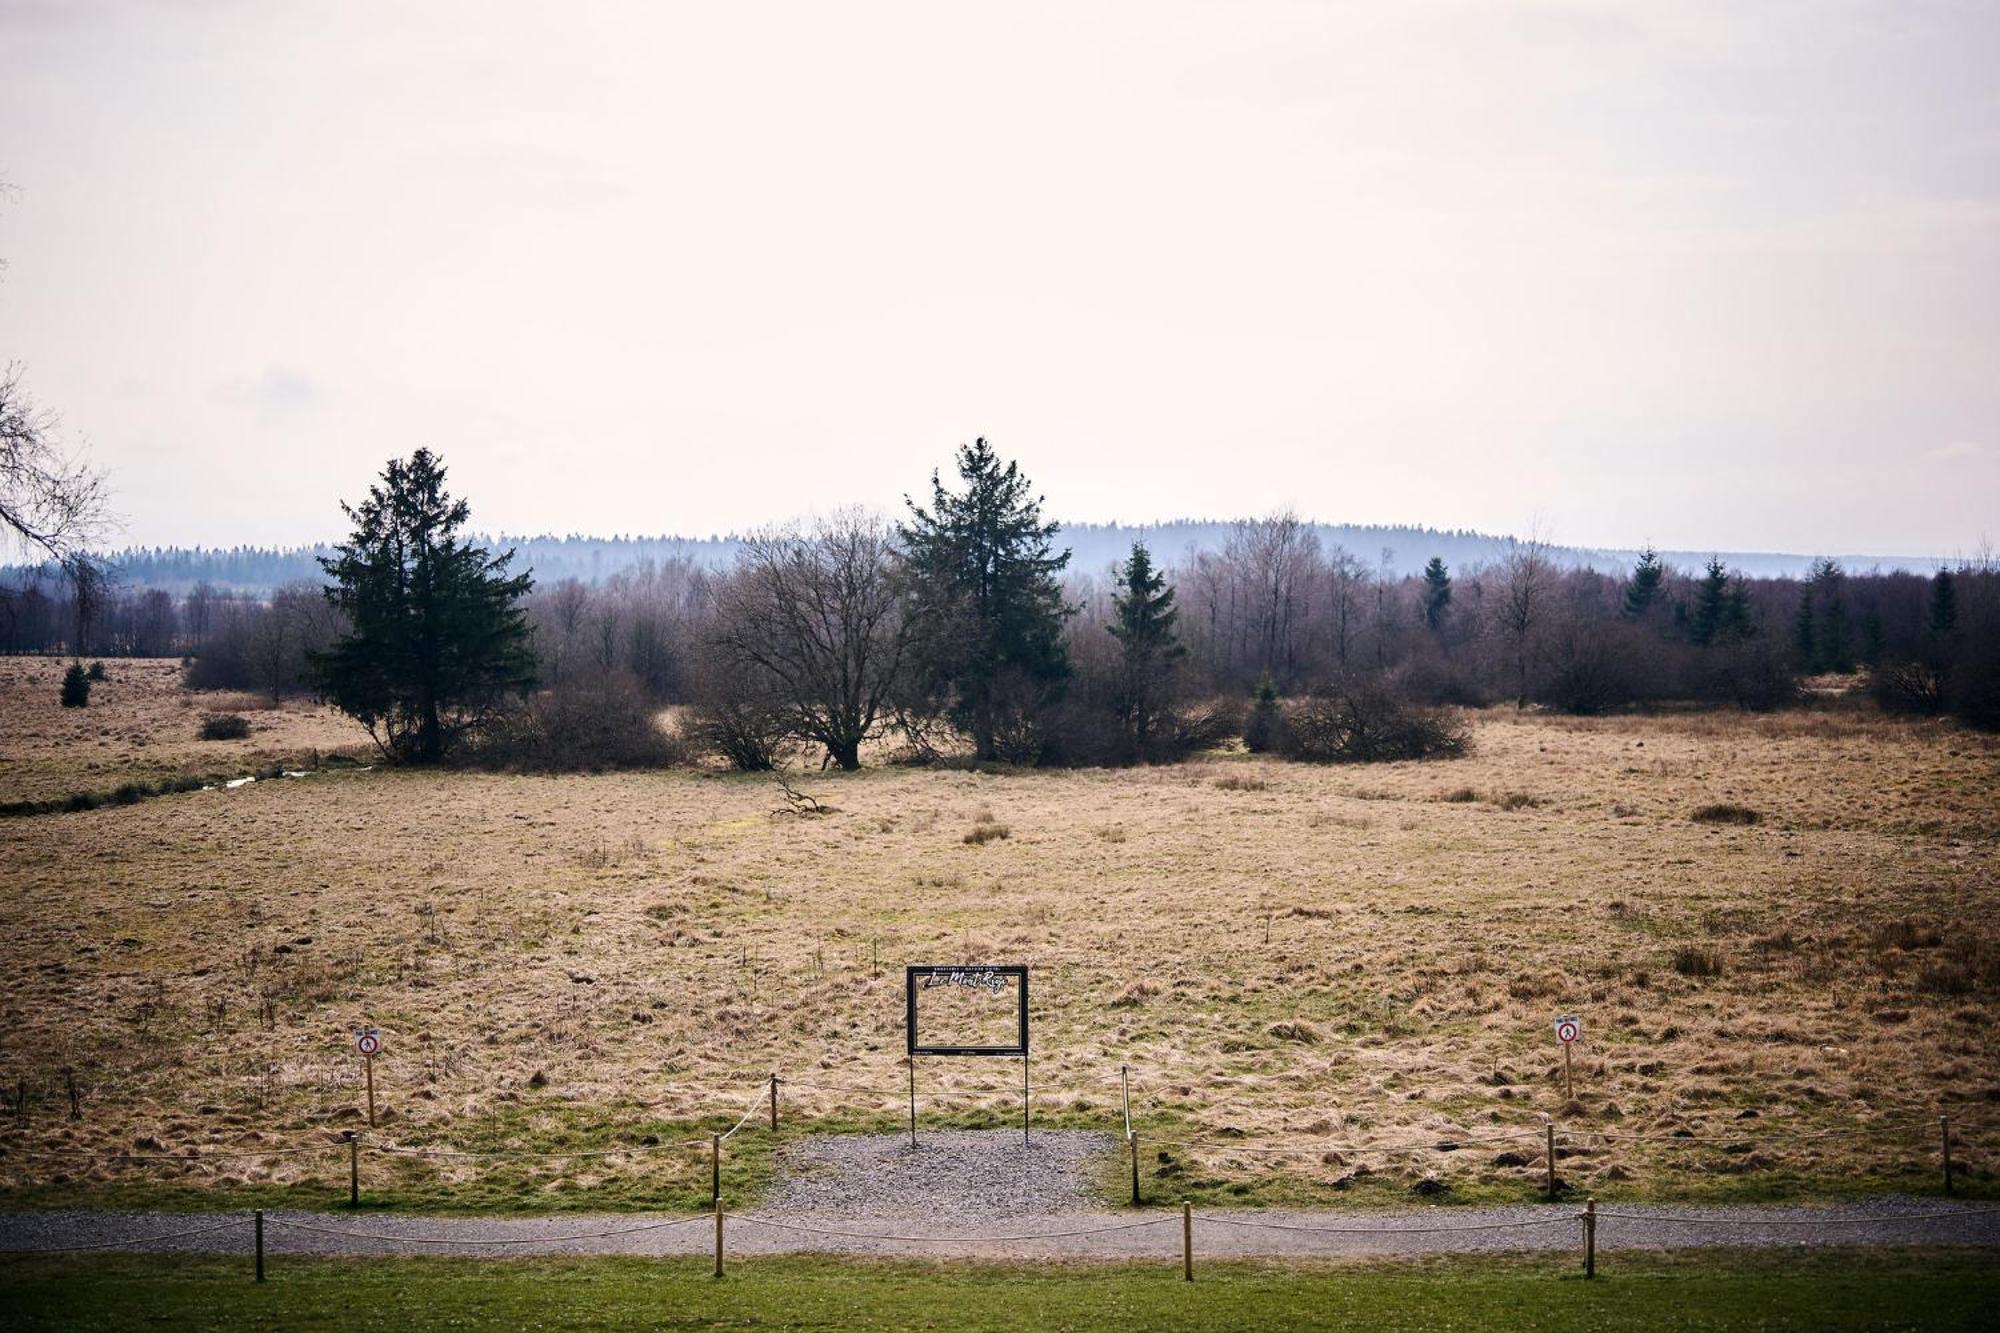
59 661 90 708
1243 672 1281 753
1107 542 1185 746
1807 558 1853 672
1421 557 1452 631
310 448 537 763
898 438 1073 761
1690 557 1731 647
1622 546 1664 618
1793 586 1817 669
1929 569 1958 637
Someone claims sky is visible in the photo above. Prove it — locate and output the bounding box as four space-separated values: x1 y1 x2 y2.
1 0 1996 557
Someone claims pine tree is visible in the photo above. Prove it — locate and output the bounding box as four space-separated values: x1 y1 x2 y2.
1421 557 1452 631
1929 569 1958 637
310 448 537 763
1107 542 1185 746
1690 557 1731 647
1622 546 1664 618
59 661 90 708
898 438 1073 761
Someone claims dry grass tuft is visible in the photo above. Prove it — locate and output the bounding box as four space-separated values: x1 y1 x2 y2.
1492 791 1545 811
1439 787 1479 803
963 822 1011 845
1266 1019 1321 1044
1691 802 1761 825
1212 773 1270 792
1109 979 1163 1008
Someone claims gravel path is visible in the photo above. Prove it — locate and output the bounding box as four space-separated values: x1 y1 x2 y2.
2 1130 1996 1260
2 1197 1996 1260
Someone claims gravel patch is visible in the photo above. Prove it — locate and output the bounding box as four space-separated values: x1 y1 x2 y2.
763 1129 1119 1221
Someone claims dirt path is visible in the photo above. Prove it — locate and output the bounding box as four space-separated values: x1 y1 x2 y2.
4 1197 1996 1261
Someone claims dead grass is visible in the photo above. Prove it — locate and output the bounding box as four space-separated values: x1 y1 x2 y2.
0 663 1998 1207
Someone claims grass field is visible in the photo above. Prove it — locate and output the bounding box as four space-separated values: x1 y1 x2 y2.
1 658 1997 1213
3 1247 1995 1331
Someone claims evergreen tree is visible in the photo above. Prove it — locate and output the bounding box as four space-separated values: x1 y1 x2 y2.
1243 672 1281 753
1421 557 1452 631
1622 545 1665 618
310 449 536 763
1929 569 1958 637
1793 585 1817 668
898 438 1073 761
1807 558 1853 672
1722 576 1754 641
1690 557 1732 647
59 661 89 708
1107 542 1185 746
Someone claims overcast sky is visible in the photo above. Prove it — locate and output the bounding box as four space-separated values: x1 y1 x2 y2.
2 1 1996 556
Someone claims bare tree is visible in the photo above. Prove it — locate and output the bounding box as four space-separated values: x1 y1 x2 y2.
1 365 110 571
709 510 907 770
1497 529 1556 706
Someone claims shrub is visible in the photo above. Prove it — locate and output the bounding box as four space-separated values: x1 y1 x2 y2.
85 661 107 682
1672 945 1725 978
1691 803 1760 825
59 663 90 708
1275 679 1468 764
199 714 252 741
473 672 683 772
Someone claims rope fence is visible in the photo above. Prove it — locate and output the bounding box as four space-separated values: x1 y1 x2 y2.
0 1064 1989 1214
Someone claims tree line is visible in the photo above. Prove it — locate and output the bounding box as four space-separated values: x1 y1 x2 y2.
7 443 1997 764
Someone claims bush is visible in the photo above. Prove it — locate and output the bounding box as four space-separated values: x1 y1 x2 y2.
85 661 107 682
1871 659 1947 715
1691 803 1760 826
1276 679 1469 764
59 663 90 708
472 672 683 772
1672 945 1725 978
199 714 252 741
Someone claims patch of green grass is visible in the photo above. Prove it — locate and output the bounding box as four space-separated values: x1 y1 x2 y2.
4 1247 1995 1331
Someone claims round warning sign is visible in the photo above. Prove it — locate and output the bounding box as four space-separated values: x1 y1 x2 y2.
1553 1015 1580 1045
355 1027 381 1057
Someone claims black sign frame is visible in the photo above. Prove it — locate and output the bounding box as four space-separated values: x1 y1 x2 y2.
905 965 1029 1057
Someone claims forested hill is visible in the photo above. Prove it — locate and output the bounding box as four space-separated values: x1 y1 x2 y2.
9 524 1945 594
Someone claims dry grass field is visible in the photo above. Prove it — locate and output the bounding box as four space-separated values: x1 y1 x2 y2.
1 659 1996 1211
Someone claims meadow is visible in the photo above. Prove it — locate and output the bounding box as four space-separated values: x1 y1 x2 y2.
1 656 1996 1212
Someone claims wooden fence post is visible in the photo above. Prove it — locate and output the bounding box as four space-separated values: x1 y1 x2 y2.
346 1130 359 1207
1583 1198 1596 1278
769 1074 779 1131
1129 1133 1141 1206
713 1197 724 1279
1941 1114 1954 1196
1182 1201 1193 1282
711 1133 721 1205
1121 1065 1131 1139
1545 1123 1558 1200
254 1209 265 1283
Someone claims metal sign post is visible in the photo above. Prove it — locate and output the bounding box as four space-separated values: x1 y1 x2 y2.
1553 1014 1580 1099
354 1027 381 1126
905 965 1030 1148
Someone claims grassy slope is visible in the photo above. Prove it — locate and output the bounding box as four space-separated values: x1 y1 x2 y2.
4 1248 1995 1331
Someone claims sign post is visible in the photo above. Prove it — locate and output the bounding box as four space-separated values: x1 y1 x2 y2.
1553 1014 1580 1100
354 1027 381 1127
905 965 1030 1147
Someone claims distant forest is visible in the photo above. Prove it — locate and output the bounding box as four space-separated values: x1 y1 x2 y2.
0 522 1955 597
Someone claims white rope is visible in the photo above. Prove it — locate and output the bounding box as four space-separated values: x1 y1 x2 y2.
730 1212 1177 1243
1592 1206 2000 1226
718 1086 773 1142
263 1213 712 1246
0 1217 243 1255
1195 1211 1583 1236
371 1138 708 1161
